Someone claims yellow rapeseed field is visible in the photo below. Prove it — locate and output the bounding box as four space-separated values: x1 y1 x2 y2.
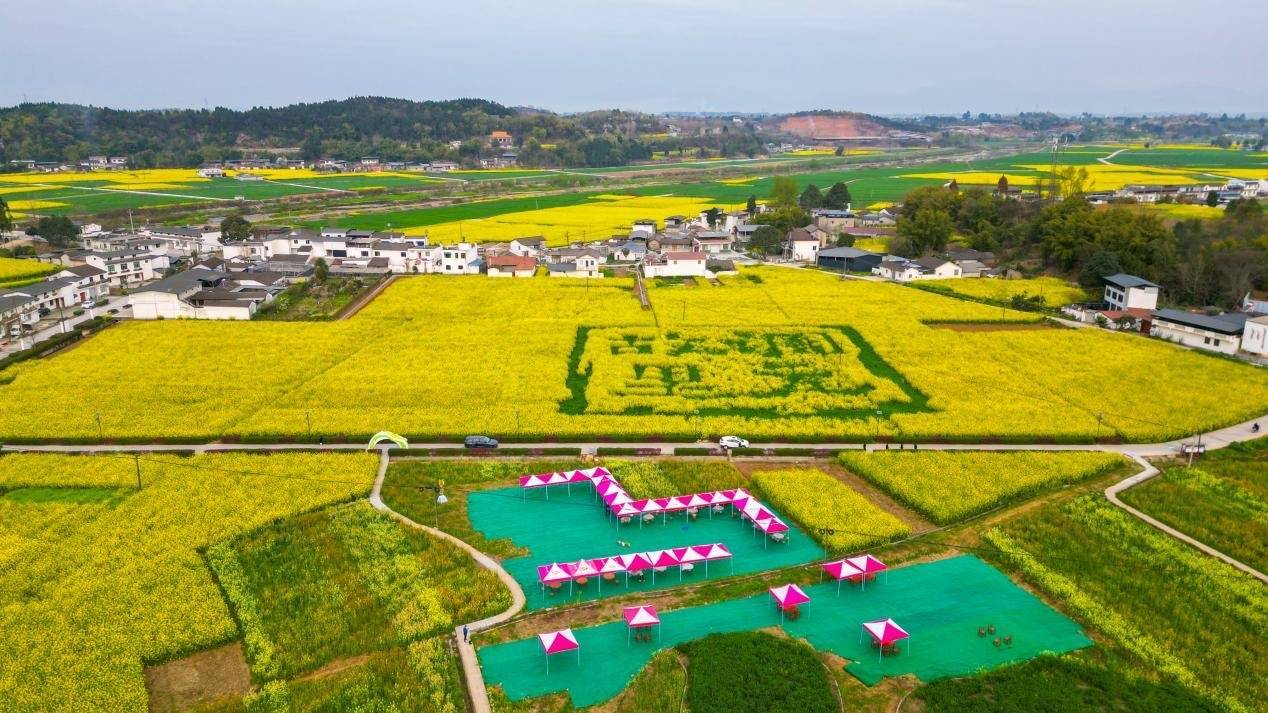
0 268 1264 443
0 256 57 284
921 276 1090 307
838 450 1126 523
905 163 1224 192
0 451 379 711
404 194 743 245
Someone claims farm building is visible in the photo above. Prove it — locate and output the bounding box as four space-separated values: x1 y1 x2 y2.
817 246 883 273
1150 309 1246 356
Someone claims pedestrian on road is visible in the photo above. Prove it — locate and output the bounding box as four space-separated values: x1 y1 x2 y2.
1253 423 1260 434
318 435 325 445
462 624 469 643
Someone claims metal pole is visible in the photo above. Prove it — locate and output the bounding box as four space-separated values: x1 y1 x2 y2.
96 412 103 441
134 454 142 490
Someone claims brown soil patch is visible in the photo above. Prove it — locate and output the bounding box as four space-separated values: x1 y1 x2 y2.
145 642 251 713
778 114 891 140
294 652 374 682
928 321 1054 332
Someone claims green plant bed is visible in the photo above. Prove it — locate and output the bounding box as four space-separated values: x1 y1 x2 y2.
682 632 835 713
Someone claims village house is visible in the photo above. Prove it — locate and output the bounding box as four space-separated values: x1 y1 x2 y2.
631 219 657 238
438 243 482 274
129 268 278 320
489 131 514 148
785 228 820 262
1240 315 1268 358
873 259 923 282
1241 290 1268 315
142 225 224 256
509 237 546 258
49 264 110 304
486 254 538 278
646 233 694 255
74 249 168 288
815 209 857 232
643 251 707 279
692 232 734 254
1103 274 1160 312
722 211 748 233
548 250 603 278
1150 309 1246 356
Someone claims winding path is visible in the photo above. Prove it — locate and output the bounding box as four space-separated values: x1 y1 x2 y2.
4 413 1265 709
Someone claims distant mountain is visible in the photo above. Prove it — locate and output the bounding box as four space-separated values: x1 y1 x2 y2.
773 111 908 140
0 97 585 167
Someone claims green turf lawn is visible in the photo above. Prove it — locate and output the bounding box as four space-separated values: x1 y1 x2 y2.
477 555 1091 707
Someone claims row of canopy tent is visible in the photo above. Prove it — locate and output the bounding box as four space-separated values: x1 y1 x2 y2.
536 543 735 593
517 466 792 544
821 554 889 593
540 604 662 672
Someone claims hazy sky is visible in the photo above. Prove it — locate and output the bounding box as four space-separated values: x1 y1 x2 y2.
3 0 1264 116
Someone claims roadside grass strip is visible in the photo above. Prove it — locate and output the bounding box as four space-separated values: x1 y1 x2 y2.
477 555 1091 707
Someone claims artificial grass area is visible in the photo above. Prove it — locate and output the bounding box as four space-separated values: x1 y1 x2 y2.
477 556 1091 708
466 484 824 611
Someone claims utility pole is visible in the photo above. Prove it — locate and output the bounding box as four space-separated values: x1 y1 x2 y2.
134 454 142 490
95 412 103 441
305 410 312 438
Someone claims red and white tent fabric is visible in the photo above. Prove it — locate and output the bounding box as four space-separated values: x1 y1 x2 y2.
822 559 865 593
537 562 575 585
769 583 811 620
623 604 661 644
845 554 888 589
538 628 580 672
860 618 909 660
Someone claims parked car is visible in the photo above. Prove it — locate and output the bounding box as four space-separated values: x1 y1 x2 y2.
718 435 750 449
464 435 499 449
81 300 96 309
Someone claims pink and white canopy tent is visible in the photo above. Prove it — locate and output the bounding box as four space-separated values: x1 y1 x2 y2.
538 628 580 672
860 618 910 661
623 604 661 644
537 562 577 595
845 554 888 590
769 583 811 620
518 466 610 499
821 558 865 594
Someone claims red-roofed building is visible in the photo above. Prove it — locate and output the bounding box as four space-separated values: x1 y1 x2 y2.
486 254 538 278
490 131 514 148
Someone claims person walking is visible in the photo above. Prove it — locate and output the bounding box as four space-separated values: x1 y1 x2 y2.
462 624 469 643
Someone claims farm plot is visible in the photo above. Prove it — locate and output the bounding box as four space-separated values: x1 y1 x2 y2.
1 268 1266 443
987 495 1268 713
749 468 911 553
916 276 1091 308
0 451 379 712
838 450 1127 524
0 256 57 287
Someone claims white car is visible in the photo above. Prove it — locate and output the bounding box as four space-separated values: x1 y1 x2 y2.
718 436 750 449
81 300 96 309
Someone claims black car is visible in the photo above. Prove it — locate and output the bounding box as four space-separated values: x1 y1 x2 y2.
464 435 499 449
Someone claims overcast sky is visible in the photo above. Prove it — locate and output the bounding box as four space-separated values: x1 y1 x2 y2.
3 0 1264 116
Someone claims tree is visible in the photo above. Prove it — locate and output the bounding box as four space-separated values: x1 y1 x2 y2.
769 177 799 210
25 215 79 248
220 215 252 241
895 207 952 256
823 182 852 210
997 175 1009 194
0 197 12 237
835 233 855 247
748 225 784 257
745 195 758 215
798 184 823 210
834 145 844 156
1206 190 1220 207
301 131 324 161
703 207 721 229
1078 250 1121 287
314 257 330 284
751 207 810 235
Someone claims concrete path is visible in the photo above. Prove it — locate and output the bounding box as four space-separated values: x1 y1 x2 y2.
367 448 524 713
1106 453 1267 583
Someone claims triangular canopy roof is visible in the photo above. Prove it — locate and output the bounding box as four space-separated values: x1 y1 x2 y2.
769 583 811 608
649 549 681 567
822 559 865 581
537 562 575 583
623 605 660 627
539 628 580 654
846 554 888 574
862 618 909 645
594 556 626 574
619 553 652 572
701 543 732 560
570 559 599 578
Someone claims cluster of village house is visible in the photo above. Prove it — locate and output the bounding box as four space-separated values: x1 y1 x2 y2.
3 201 1267 360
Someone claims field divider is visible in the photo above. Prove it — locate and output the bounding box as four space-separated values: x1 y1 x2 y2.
1106 453 1268 584
368 448 521 713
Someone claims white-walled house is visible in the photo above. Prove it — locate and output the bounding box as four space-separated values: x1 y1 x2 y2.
509 237 546 258
79 250 168 287
548 251 602 278
142 226 223 256
50 264 110 304
912 257 962 279
873 259 922 282
1103 274 1160 311
438 243 481 274
785 228 820 262
1242 290 1268 315
643 251 707 278
129 269 277 320
1241 315 1268 357
692 232 734 254
1150 309 1246 356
